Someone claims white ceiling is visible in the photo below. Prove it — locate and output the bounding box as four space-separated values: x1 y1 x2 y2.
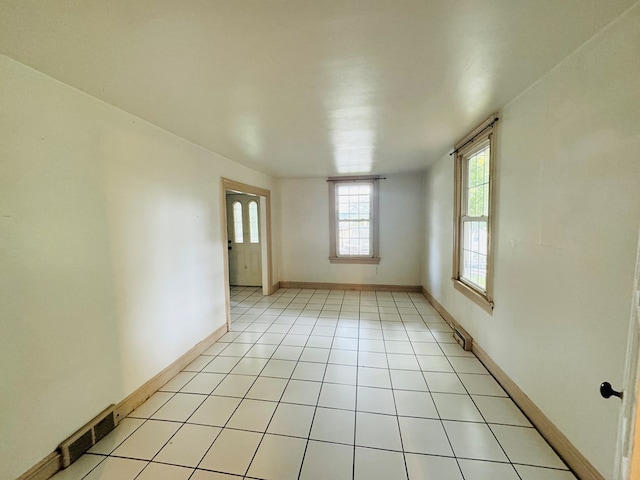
0 1 635 178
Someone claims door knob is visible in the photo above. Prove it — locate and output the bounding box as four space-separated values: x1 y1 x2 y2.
600 382 623 400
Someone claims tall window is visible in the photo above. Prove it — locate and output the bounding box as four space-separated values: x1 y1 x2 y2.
249 200 259 244
328 176 380 264
232 201 243 244
453 115 497 312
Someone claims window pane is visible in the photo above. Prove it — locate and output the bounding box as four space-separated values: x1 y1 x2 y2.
233 202 243 243
461 219 487 290
249 201 259 243
338 219 370 255
466 144 490 218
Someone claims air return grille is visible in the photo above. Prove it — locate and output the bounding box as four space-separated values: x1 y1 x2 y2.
453 324 473 351
59 405 116 468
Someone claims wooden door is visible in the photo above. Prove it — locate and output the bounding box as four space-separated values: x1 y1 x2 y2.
226 194 262 287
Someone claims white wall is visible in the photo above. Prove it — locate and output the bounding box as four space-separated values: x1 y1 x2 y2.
0 55 277 479
422 6 640 478
279 174 423 287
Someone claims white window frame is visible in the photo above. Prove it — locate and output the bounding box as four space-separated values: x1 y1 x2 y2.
452 115 498 313
328 175 381 264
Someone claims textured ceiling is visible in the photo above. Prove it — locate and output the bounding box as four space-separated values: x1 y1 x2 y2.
0 0 635 178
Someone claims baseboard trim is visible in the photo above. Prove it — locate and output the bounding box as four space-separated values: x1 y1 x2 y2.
421 286 604 480
270 281 280 295
279 281 422 293
115 323 227 420
17 323 227 480
16 452 61 480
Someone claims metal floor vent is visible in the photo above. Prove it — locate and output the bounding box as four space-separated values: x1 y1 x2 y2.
453 324 473 351
59 405 117 468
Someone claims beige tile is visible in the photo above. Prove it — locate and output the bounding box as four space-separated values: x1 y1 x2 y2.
491 425 567 469
329 349 359 365
211 374 256 397
188 395 241 427
201 356 240 374
184 356 214 372
83 457 147 480
299 440 353 480
190 471 249 480
423 372 466 394
354 447 407 480
357 367 392 388
154 424 220 467
292 361 327 381
405 453 463 480
318 383 356 410
226 398 278 432
358 351 388 368
229 357 269 375
246 434 307 480
515 465 577 480
246 376 288 401
281 379 321 405
310 407 355 444
390 369 429 391
128 391 173 419
136 463 193 480
355 412 402 451
112 420 180 460
472 395 531 426
261 359 297 378
325 364 358 385
432 393 484 422
160 371 197 392
198 429 262 475
443 421 508 462
387 353 421 370
458 373 507 396
357 386 396 415
458 459 520 480
394 390 438 418
399 417 453 456
180 373 225 395
417 356 454 373
151 393 206 422
267 403 315 437
448 356 489 374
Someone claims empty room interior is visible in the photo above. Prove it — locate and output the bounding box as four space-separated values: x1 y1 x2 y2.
2 2 640 480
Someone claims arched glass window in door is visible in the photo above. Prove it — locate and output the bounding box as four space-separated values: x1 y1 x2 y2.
249 200 259 243
232 201 244 243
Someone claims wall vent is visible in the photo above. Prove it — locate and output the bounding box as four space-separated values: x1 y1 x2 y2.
59 405 117 468
453 324 473 351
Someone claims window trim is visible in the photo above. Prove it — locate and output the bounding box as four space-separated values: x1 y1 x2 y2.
328 175 381 265
452 115 498 313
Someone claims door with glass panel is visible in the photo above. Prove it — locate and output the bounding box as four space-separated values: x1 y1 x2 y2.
226 194 262 286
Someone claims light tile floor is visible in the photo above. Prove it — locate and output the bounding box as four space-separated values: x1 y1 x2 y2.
53 287 577 480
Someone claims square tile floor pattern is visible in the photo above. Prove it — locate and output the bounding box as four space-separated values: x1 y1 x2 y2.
53 287 577 480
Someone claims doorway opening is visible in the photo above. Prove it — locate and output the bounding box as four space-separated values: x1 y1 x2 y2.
221 178 274 329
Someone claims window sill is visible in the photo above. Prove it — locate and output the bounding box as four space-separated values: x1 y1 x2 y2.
329 256 381 265
452 279 494 314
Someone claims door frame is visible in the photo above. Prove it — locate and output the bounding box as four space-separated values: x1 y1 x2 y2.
615 224 640 479
220 178 275 329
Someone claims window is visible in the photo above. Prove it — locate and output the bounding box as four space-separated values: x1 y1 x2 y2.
453 115 497 312
248 200 259 243
232 201 243 243
328 176 380 264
